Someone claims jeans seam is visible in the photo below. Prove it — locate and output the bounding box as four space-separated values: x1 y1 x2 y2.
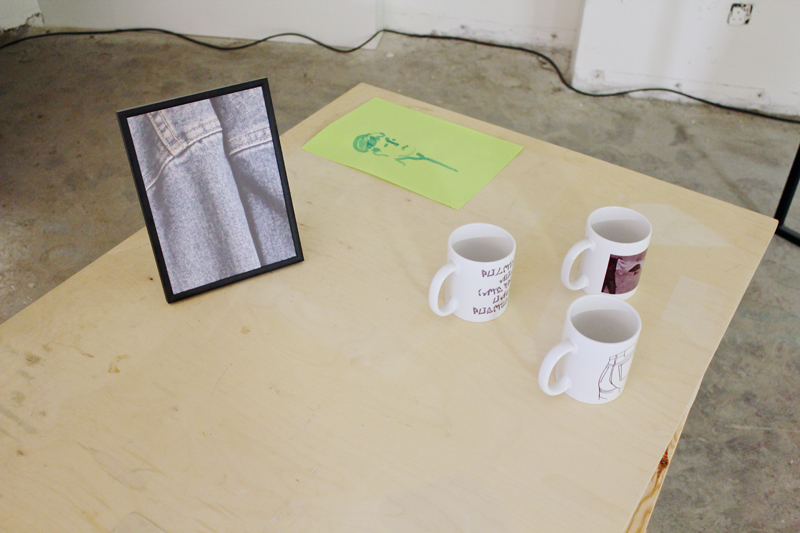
227 128 272 157
149 111 186 155
229 138 273 157
145 129 224 191
161 112 187 153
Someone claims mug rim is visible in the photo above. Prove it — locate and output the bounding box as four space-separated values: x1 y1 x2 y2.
448 222 516 264
586 206 652 245
566 294 642 345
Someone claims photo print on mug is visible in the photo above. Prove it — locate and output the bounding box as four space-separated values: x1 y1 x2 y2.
561 206 652 300
118 78 303 303
602 250 648 296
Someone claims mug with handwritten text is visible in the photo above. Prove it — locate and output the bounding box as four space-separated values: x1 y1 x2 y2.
561 206 651 300
429 223 516 322
538 294 641 404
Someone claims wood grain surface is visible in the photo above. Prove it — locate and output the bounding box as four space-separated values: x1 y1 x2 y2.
0 84 776 533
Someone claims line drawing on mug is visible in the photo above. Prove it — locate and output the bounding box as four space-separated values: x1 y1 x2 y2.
602 250 647 295
353 132 458 171
598 344 636 400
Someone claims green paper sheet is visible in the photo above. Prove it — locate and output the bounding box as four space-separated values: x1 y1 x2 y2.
302 98 523 209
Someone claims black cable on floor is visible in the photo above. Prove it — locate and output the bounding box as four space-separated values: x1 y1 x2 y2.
2 26 799 125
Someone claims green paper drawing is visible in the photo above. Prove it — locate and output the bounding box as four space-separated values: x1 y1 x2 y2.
302 98 523 209
352 132 458 172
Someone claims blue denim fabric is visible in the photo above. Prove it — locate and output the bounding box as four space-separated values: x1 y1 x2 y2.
128 88 296 295
211 89 294 266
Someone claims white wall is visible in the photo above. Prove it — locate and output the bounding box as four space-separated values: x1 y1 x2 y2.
31 0 799 115
383 0 584 50
572 0 800 116
36 0 383 48
35 0 584 50
0 0 40 30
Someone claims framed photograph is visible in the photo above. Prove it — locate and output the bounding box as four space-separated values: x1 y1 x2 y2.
117 78 303 303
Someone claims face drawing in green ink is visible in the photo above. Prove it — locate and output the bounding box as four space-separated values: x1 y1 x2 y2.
353 132 458 172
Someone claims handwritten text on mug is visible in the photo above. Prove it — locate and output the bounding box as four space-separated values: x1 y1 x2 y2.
474 260 513 316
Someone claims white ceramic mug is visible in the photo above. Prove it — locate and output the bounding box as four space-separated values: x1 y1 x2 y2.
429 223 516 322
538 294 641 404
561 206 651 300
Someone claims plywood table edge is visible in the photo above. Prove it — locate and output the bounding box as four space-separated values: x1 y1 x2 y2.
625 217 775 533
624 405 691 533
0 227 150 330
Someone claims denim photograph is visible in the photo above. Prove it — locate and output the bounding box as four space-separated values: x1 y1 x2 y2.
125 85 299 297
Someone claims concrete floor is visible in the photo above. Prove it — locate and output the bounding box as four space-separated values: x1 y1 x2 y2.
1 28 799 532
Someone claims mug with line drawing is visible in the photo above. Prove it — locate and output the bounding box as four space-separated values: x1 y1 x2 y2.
538 294 641 404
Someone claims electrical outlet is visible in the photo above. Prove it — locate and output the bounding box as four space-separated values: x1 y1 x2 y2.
728 3 753 26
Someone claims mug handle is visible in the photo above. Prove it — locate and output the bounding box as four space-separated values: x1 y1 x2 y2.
538 340 575 395
429 263 459 316
561 239 594 290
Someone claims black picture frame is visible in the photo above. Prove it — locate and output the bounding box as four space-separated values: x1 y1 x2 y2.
117 78 303 303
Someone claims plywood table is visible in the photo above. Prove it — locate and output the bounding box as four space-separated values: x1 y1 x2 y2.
0 84 776 533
